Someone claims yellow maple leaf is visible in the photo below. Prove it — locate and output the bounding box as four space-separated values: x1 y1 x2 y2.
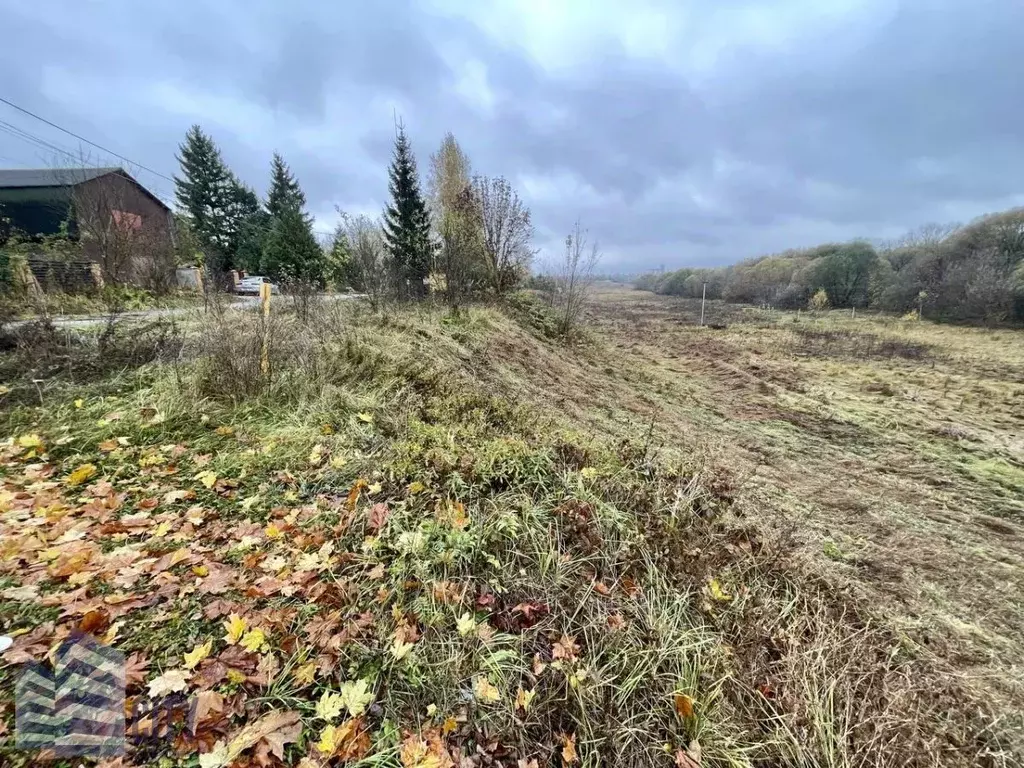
193 564 209 577
195 470 218 489
223 613 247 644
473 676 500 704
580 466 598 479
183 639 213 670
17 434 43 450
66 463 97 486
215 425 235 436
441 716 458 735
316 691 345 723
357 412 374 423
264 523 283 540
708 578 732 602
151 521 172 538
339 678 374 717
74 398 84 408
407 480 426 495
226 669 246 684
330 456 348 469
316 724 340 755
456 612 477 637
391 637 414 661
515 687 536 712
293 662 317 685
240 627 266 652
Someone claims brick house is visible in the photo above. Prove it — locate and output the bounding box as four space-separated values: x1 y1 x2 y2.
0 167 175 288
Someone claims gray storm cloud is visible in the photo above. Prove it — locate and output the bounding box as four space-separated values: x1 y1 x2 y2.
2 0 1022 270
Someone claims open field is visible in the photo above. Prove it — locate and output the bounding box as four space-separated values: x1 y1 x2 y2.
0 288 1021 767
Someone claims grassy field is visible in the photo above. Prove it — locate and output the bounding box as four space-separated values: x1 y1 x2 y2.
0 287 1021 767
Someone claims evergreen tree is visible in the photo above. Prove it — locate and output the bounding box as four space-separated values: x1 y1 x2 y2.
382 123 432 295
174 126 235 255
232 182 270 273
174 125 267 273
266 152 306 219
260 159 321 285
261 205 322 285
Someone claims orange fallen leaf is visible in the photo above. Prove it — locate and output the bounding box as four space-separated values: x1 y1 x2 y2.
674 693 694 719
560 733 577 766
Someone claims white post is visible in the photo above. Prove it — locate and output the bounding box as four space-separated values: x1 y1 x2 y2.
700 282 707 327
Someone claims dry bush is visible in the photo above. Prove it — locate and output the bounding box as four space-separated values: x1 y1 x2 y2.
185 309 318 401
0 316 182 403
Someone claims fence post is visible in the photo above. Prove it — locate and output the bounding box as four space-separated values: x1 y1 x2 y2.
260 282 271 377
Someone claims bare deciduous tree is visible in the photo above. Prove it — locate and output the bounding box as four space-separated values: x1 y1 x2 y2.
556 220 600 336
58 161 175 292
473 175 534 296
339 213 390 311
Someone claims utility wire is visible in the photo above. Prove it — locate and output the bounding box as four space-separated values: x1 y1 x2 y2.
0 118 175 206
0 95 175 184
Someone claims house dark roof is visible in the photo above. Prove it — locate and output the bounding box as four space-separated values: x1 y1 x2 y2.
0 167 123 188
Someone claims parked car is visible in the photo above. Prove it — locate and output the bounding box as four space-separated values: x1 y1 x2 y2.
235 276 279 295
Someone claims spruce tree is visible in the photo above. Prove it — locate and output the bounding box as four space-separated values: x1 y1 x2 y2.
266 153 306 219
382 124 432 295
260 159 322 285
232 182 270 272
262 205 322 285
174 125 235 255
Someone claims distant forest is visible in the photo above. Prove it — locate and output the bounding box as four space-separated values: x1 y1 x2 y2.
635 207 1024 324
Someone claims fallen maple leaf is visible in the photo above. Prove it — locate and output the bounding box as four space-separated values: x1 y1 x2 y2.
148 669 190 698
367 502 390 533
124 652 150 687
316 691 345 723
67 463 97 486
240 628 266 653
195 471 218 489
473 676 500 704
163 489 194 505
223 614 247 644
515 687 536 712
708 578 732 603
392 637 415 661
339 678 374 717
184 640 213 670
561 733 578 766
78 608 111 636
456 612 477 637
198 710 300 768
400 729 453 768
293 662 316 686
552 634 580 663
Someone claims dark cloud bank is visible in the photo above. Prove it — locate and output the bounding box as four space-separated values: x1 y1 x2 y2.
2 0 1023 270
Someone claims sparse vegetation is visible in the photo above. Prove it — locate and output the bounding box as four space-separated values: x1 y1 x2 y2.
1 285 1021 767
637 210 1024 325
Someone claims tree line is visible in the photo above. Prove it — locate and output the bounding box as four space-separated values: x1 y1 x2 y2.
173 124 538 309
635 212 1024 324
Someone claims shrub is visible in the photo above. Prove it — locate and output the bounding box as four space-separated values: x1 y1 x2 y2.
808 288 829 311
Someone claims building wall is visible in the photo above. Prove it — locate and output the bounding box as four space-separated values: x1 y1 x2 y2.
73 173 175 288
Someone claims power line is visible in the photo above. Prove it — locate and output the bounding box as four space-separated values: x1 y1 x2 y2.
0 118 81 162
0 117 176 206
0 95 175 184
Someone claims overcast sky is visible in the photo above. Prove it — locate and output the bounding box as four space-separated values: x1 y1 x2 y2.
2 0 1022 271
